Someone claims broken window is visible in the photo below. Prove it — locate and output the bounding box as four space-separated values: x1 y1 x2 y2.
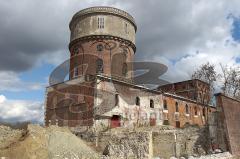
115 94 119 106
175 102 179 112
203 107 206 116
136 97 140 106
150 99 154 108
185 104 189 114
163 99 168 110
194 107 198 116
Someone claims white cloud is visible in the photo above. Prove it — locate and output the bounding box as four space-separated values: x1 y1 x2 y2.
0 95 44 123
0 95 6 103
0 71 45 92
108 0 240 83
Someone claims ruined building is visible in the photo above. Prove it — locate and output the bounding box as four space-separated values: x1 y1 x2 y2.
44 7 216 129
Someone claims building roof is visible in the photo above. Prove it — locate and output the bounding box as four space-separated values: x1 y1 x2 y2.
70 6 137 31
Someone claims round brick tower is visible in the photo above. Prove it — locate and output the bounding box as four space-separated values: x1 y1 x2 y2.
69 7 137 81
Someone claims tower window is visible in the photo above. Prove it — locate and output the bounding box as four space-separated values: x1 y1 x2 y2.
98 17 104 29
97 44 103 52
150 99 154 108
73 67 78 78
122 63 127 76
185 104 189 114
175 102 179 112
136 97 140 106
163 99 168 110
96 58 103 73
123 48 128 55
73 46 79 55
125 23 128 34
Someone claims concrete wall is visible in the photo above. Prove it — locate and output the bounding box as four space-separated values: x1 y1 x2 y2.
70 7 136 44
215 93 240 156
97 131 151 159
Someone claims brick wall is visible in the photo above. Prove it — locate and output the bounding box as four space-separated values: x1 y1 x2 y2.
45 79 95 127
215 93 240 156
162 94 215 128
69 39 135 82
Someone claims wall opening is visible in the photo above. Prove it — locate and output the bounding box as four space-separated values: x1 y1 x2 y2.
110 115 121 128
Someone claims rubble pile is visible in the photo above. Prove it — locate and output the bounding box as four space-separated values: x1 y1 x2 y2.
188 152 233 159
0 124 100 159
0 125 23 149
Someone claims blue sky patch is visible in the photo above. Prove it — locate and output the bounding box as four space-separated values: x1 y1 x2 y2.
231 16 240 42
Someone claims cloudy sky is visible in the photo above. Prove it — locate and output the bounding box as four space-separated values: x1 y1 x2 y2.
0 0 239 123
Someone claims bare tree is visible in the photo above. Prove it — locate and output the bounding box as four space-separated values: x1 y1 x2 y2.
192 62 218 124
220 64 240 99
192 62 218 98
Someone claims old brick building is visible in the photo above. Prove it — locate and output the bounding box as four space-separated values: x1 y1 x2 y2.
44 6 216 129
158 79 211 105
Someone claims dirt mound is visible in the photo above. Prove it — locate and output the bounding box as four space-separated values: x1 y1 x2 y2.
0 124 100 159
0 125 24 149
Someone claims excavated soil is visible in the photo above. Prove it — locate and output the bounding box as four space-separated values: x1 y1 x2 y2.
0 124 100 159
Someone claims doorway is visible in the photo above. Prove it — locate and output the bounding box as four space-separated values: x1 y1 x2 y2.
110 115 121 128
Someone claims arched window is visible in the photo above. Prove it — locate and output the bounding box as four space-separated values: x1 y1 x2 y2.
96 58 103 73
150 99 154 108
163 99 168 110
122 63 127 76
136 97 140 106
194 107 198 116
97 44 103 51
115 94 119 106
175 102 179 112
73 46 79 55
203 107 206 116
185 104 189 114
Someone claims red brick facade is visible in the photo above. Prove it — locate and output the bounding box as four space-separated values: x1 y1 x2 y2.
45 80 95 127
215 94 240 156
162 93 215 128
158 79 211 105
69 36 135 82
